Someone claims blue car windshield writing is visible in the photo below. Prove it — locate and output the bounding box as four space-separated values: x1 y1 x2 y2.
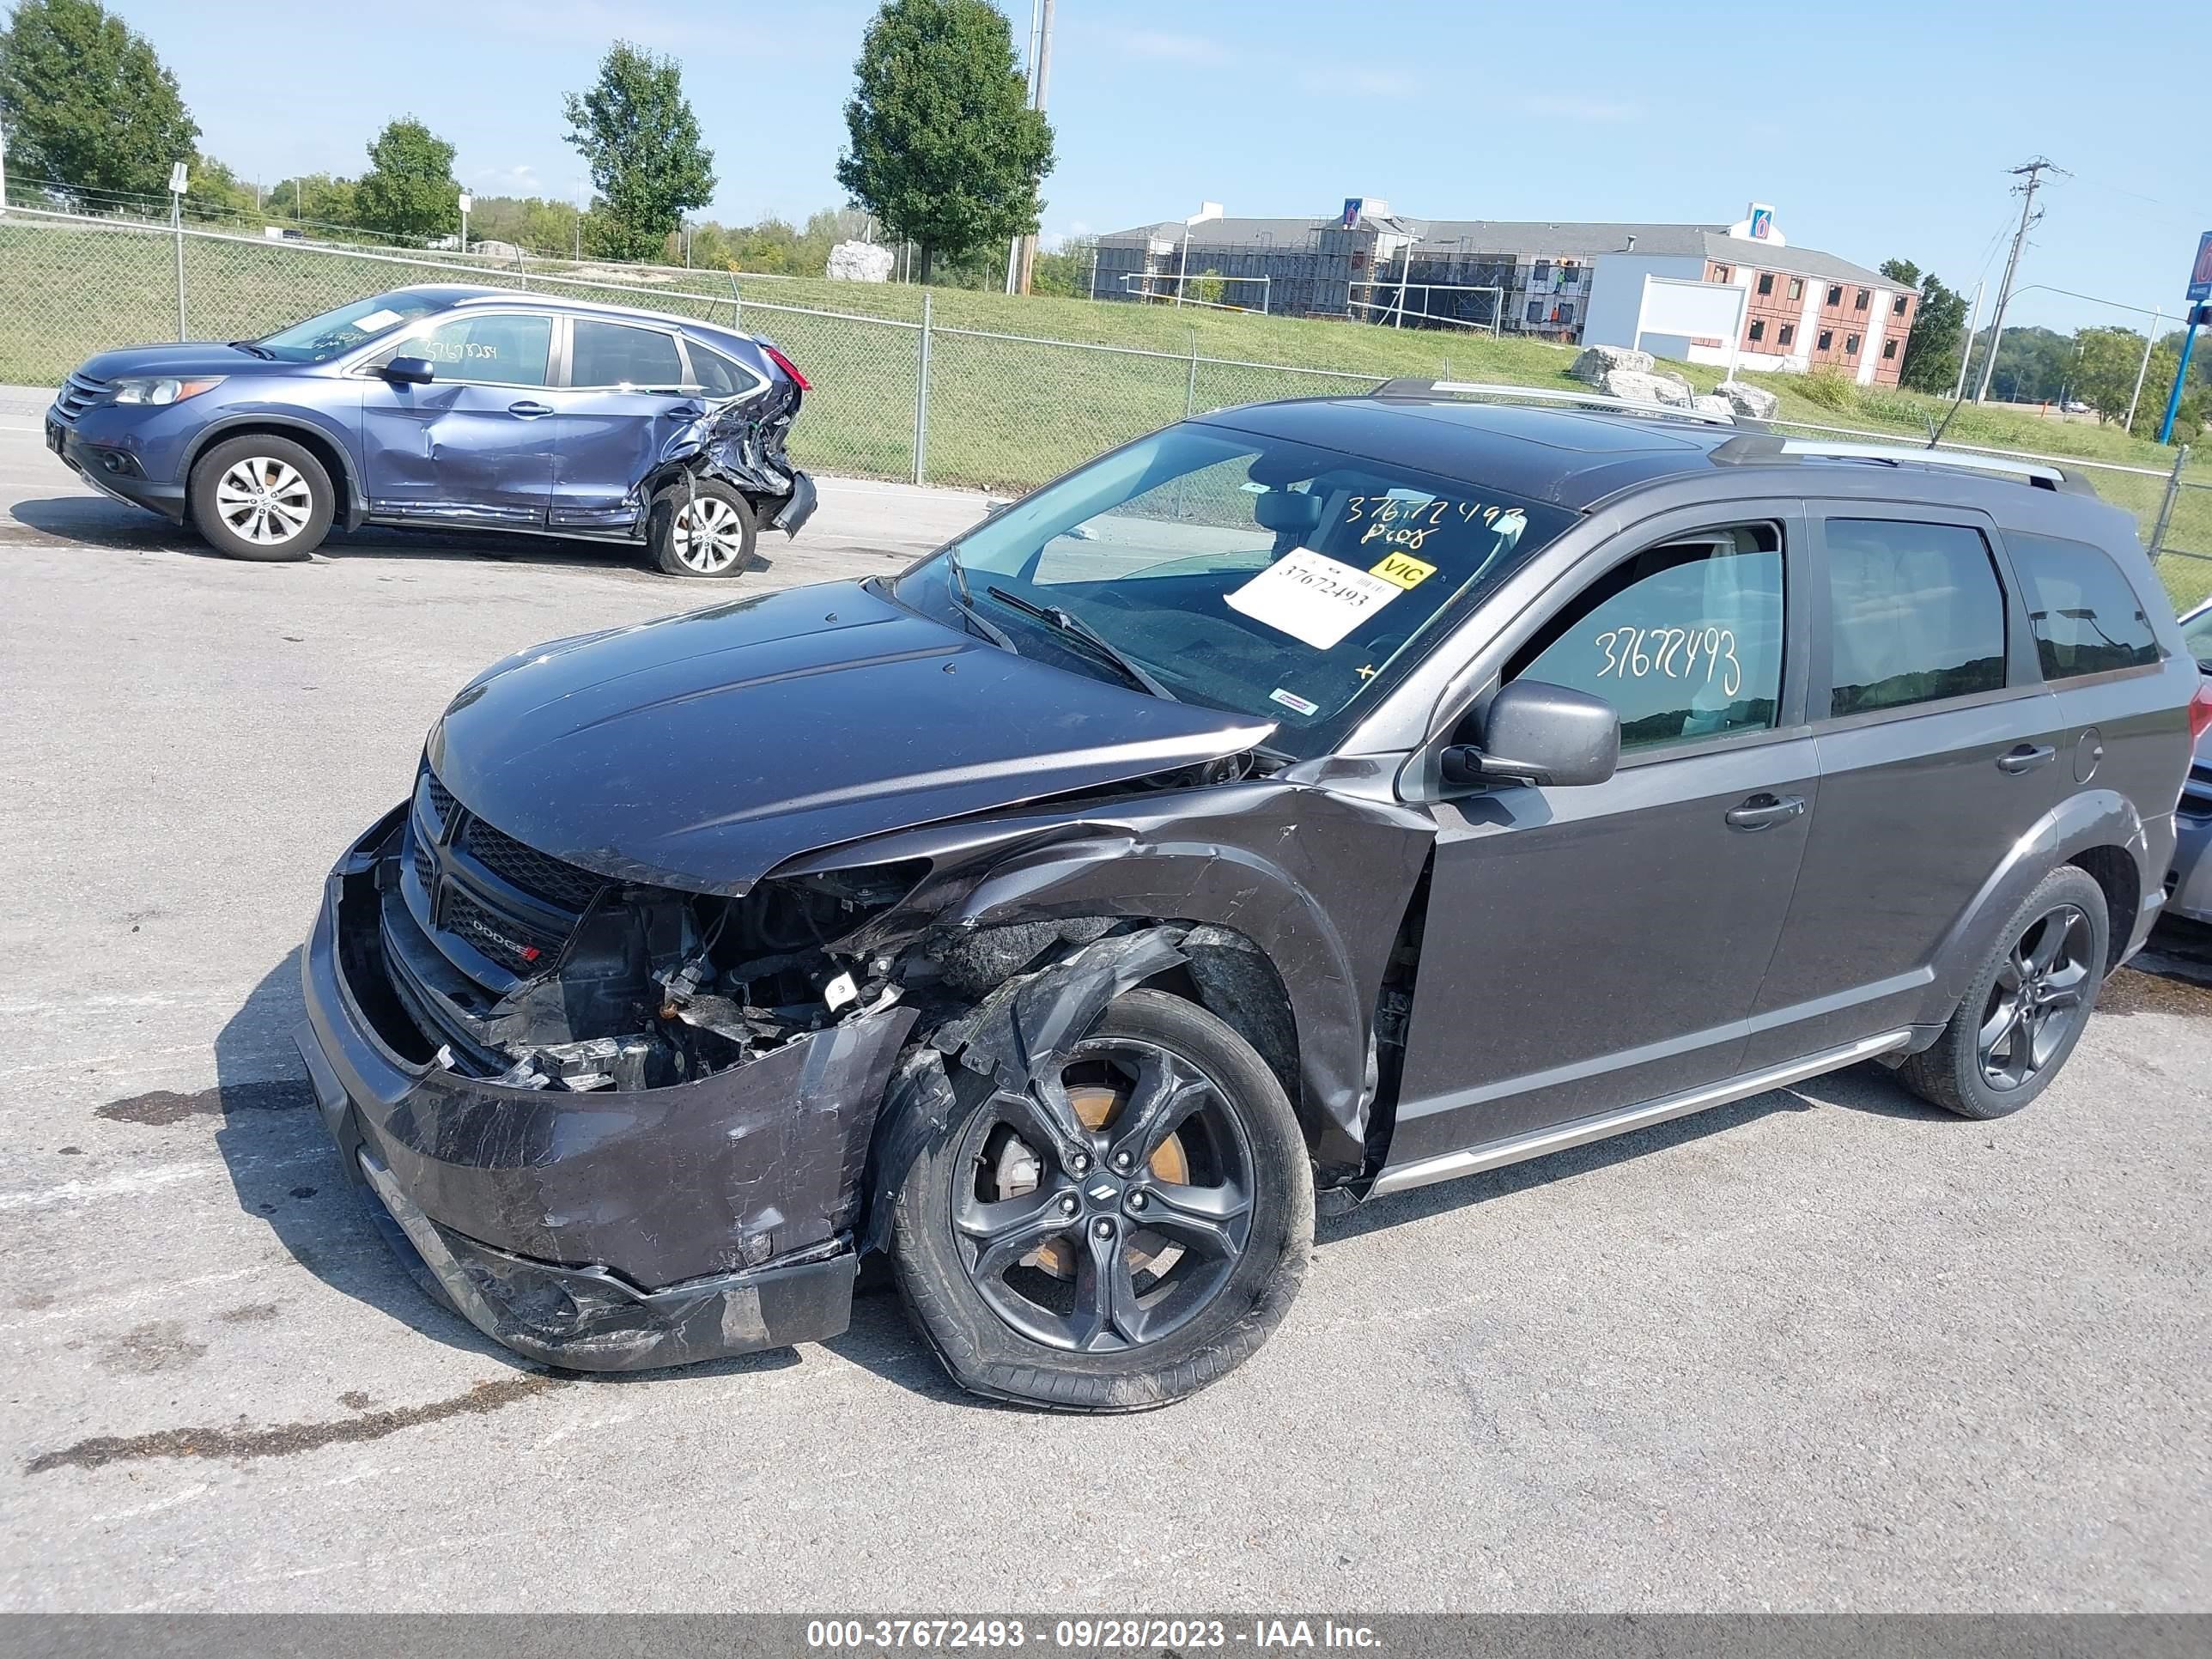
252 294 450 363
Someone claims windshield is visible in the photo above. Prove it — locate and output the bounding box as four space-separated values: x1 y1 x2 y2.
2184 604 2212 670
254 292 450 362
894 422 1574 756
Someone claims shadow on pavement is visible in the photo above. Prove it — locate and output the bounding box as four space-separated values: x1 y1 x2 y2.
200 951 514 1364
8 492 772 580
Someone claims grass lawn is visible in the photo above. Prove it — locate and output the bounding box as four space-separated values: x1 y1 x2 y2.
6 216 2206 608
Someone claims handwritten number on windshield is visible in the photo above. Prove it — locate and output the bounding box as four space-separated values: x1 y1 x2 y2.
1595 625 1741 699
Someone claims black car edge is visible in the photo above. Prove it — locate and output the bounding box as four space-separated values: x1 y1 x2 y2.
296 388 2209 1410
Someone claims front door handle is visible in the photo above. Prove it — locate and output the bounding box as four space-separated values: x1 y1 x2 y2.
1724 793 1808 831
1996 743 2057 775
507 400 554 418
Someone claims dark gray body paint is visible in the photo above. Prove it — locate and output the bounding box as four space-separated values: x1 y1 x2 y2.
296 395 2202 1373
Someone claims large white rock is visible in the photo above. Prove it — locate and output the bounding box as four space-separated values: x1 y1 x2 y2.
1714 380 1781 419
1692 394 1735 420
1571 343 1654 384
825 240 895 283
1600 368 1692 408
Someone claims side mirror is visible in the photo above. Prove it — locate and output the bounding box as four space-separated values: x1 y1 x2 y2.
381 356 434 386
1441 680 1621 789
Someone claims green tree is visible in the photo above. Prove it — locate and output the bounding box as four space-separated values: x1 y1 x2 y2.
268 172 357 229
2069 327 2149 427
1881 258 1970 396
353 118 459 243
182 154 261 224
836 0 1054 283
563 41 716 264
1030 235 1095 298
0 0 198 202
2128 341 2210 441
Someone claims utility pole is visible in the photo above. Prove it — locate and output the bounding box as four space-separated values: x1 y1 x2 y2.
1014 0 1054 295
1974 157 2060 404
1004 0 1040 294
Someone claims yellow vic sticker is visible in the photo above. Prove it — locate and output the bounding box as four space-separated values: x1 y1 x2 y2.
1369 550 1437 590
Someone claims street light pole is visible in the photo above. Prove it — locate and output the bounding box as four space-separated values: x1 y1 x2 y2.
2125 307 2161 434
458 191 471 255
1951 280 1983 402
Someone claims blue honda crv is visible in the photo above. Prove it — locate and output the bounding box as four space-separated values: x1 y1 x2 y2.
45 285 817 577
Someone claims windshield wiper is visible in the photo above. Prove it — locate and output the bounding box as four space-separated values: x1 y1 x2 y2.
941 548 1016 651
228 340 277 359
983 584 1179 702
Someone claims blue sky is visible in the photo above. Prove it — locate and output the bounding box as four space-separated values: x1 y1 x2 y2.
110 0 2207 334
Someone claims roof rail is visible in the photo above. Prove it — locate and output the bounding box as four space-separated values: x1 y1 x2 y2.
1709 434 2093 495
1370 377 1738 428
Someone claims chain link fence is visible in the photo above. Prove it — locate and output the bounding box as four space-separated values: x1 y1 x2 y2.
2 206 2205 604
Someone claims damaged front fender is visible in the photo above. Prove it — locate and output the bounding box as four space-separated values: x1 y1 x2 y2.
787 769 1436 1176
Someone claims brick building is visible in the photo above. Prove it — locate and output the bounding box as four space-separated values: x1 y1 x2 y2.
1092 202 1917 387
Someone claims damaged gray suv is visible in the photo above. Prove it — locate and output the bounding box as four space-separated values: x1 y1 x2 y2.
296 382 2210 1408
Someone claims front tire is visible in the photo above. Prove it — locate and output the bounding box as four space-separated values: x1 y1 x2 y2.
892 989 1313 1412
1896 866 2108 1120
650 479 756 578
188 434 333 561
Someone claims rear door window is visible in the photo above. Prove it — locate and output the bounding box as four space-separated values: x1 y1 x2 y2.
568 320 686 390
2005 531 2161 680
689 344 758 399
1824 519 2007 717
1505 526 1785 752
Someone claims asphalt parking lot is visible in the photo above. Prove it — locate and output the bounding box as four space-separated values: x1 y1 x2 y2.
2 392 2209 1613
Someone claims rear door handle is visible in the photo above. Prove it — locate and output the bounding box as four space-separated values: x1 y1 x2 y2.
1996 744 2057 775
1724 793 1808 831
507 400 553 418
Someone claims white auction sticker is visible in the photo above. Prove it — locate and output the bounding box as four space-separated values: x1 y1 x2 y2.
352 308 405 335
1226 547 1401 651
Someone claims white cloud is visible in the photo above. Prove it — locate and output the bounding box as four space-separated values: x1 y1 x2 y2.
470 163 543 194
1512 93 1646 123
1116 29 1228 64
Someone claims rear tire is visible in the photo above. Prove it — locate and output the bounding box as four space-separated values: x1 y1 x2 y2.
649 479 756 578
892 989 1312 1412
188 434 334 561
1896 866 2108 1120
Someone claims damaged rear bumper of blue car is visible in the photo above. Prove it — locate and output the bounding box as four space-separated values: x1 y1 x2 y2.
293 811 916 1371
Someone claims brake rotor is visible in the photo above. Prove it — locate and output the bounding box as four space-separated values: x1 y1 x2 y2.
994 1082 1188 1279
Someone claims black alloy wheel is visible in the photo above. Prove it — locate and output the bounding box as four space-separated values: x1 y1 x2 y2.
1898 864 2108 1120
951 1036 1255 1354
1977 901 2095 1093
892 989 1311 1411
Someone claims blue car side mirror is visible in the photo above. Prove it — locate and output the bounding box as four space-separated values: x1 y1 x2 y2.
381 356 434 386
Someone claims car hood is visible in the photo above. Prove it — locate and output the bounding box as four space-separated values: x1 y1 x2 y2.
74 343 296 381
425 580 1277 896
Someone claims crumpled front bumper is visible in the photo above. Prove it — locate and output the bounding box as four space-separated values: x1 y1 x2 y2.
295 808 917 1370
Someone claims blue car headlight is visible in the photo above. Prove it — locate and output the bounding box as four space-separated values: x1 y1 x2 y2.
108 375 225 407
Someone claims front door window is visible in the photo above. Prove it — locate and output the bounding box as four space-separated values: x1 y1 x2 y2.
1504 526 1784 751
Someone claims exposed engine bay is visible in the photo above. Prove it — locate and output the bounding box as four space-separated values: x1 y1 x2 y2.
385 764 919 1091
379 754 1264 1097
